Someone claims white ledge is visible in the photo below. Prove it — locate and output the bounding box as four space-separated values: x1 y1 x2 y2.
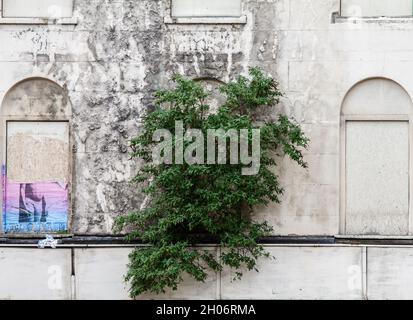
335 235 413 240
0 16 78 25
334 15 413 24
164 15 247 25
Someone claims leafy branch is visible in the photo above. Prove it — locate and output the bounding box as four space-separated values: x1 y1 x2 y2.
115 68 309 298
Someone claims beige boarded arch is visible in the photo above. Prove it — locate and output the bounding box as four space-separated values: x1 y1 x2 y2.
0 77 72 234
1 77 72 183
341 78 413 236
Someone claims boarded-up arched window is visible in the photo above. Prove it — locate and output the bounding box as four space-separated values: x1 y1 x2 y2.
0 78 72 234
341 78 413 236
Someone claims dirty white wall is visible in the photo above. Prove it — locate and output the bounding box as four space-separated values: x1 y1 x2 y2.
1 0 413 300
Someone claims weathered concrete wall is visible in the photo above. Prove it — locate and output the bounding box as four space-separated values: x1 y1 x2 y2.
0 0 280 235
0 0 413 236
2 0 413 301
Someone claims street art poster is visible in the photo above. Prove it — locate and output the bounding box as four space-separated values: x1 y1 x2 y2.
3 122 69 233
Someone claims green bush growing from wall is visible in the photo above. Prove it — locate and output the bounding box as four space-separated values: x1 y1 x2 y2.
115 68 309 298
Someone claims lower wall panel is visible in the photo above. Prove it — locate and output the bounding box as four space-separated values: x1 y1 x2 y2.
74 247 219 300
74 248 131 300
72 246 366 300
221 247 364 300
367 247 413 300
2 245 413 300
0 248 72 300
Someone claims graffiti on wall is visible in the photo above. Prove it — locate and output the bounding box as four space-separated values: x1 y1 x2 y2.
2 122 69 233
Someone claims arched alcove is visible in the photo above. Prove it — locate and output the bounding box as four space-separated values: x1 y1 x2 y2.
342 78 413 115
1 77 71 118
341 78 413 236
0 78 72 235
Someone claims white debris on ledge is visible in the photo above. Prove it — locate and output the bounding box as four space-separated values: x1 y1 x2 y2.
37 235 58 249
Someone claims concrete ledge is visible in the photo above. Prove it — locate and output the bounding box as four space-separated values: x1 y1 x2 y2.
335 235 413 245
333 15 413 24
2 235 413 246
0 235 336 246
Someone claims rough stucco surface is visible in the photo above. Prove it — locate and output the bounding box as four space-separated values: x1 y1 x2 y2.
0 0 412 236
